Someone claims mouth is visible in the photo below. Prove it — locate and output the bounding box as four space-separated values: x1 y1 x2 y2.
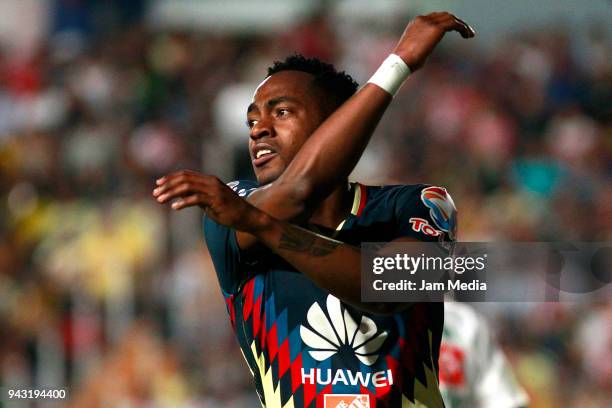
252 144 279 167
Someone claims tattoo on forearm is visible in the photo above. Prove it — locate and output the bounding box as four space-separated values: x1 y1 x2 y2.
278 225 341 257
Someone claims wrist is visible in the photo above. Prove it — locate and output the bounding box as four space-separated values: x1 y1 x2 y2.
244 208 276 237
391 47 415 69
367 54 411 96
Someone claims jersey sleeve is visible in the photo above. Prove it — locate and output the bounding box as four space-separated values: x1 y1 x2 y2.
394 185 458 242
203 180 259 294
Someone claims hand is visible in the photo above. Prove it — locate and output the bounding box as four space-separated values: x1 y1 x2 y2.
153 170 268 233
393 12 475 72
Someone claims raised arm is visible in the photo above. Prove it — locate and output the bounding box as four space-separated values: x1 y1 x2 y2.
269 13 474 204
154 13 474 251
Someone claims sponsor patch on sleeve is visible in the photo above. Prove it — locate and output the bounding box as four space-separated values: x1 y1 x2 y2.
420 186 457 241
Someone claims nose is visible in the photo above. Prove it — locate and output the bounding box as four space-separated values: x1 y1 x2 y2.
250 117 273 141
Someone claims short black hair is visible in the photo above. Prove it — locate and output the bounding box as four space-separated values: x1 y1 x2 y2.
267 54 359 107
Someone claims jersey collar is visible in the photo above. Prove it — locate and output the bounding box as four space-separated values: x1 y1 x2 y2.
334 182 367 234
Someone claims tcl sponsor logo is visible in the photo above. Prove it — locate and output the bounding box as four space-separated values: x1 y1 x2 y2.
409 217 442 237
324 394 370 408
439 343 466 387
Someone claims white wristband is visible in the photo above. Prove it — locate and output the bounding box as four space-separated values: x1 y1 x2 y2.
367 54 411 96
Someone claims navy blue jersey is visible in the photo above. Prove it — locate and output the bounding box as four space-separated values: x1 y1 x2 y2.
204 181 458 408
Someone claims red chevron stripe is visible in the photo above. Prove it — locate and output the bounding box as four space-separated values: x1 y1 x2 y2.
242 279 255 320
385 355 401 395
304 373 316 407
315 384 332 408
260 311 267 349
224 295 236 329
267 324 279 361
252 295 262 337
356 183 367 216
278 338 290 378
291 353 303 393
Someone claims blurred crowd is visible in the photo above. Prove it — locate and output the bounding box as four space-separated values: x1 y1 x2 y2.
0 2 610 407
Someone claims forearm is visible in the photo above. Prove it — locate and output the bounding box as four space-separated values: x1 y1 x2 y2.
275 84 391 205
263 12 475 209
250 211 400 315
240 84 392 248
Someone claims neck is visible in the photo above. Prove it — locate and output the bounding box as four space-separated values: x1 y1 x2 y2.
308 181 352 230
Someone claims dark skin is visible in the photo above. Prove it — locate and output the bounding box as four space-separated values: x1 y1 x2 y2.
154 12 475 314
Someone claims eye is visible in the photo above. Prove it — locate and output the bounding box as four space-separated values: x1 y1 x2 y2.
246 119 258 129
276 108 290 117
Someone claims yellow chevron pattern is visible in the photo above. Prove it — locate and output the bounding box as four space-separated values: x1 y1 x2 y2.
250 341 295 408
402 331 444 407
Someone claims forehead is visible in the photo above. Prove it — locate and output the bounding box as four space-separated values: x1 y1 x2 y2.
252 71 315 105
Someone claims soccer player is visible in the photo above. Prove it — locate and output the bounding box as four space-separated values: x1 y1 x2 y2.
440 302 529 408
154 12 474 408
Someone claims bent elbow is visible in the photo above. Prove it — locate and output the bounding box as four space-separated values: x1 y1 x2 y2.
292 178 316 204
271 180 312 219
275 164 339 211
274 177 316 209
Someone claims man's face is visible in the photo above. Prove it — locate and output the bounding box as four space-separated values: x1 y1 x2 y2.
246 71 329 185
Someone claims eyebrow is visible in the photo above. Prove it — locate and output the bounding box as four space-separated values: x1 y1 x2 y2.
246 96 301 114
